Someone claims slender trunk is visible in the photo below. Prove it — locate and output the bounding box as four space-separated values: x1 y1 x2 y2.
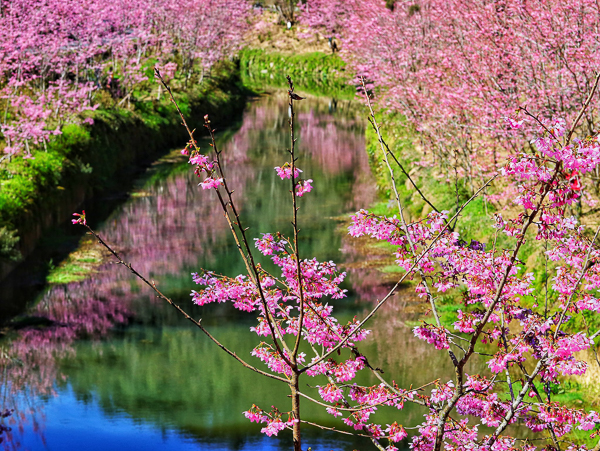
290 372 301 451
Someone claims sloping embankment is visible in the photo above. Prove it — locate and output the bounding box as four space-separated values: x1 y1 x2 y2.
0 61 249 282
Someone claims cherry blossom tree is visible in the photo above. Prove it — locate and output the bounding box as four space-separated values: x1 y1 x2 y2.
73 70 600 450
299 0 600 185
0 0 252 159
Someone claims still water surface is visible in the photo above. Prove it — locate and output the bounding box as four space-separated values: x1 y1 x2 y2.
0 93 481 450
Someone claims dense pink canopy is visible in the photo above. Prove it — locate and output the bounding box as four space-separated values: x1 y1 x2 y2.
300 0 600 176
0 0 253 157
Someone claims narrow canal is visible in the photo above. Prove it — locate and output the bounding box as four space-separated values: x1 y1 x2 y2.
0 92 483 451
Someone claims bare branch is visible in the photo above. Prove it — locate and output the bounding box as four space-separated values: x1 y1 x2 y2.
81 224 289 385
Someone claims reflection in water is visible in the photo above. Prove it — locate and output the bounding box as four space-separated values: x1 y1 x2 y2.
0 93 481 450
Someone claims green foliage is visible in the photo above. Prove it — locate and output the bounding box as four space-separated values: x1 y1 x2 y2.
0 152 64 225
50 123 92 155
0 226 20 261
239 48 355 98
436 301 463 325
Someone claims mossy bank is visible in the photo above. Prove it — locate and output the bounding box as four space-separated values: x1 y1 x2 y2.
0 61 249 282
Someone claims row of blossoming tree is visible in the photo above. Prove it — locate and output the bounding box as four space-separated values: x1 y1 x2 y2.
0 0 252 159
71 59 600 450
299 0 600 193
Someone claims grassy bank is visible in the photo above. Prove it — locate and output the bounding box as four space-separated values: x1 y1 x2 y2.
0 61 249 275
239 48 355 99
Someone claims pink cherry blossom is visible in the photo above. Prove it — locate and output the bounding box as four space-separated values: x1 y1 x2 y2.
275 163 302 179
295 179 313 197
199 177 223 190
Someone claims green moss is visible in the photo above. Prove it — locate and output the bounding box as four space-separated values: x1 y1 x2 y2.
47 262 90 284
51 123 92 155
0 152 64 225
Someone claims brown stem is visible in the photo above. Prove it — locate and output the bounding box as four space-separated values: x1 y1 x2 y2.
286 75 304 451
460 164 560 366
290 372 302 451
361 79 467 449
286 76 306 363
361 77 446 331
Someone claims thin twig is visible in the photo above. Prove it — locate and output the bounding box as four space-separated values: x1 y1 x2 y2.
367 116 440 214
286 75 306 363
81 224 289 385
566 72 600 145
553 225 600 338
301 175 495 373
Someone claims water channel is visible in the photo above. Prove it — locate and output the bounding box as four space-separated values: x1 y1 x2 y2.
0 92 487 450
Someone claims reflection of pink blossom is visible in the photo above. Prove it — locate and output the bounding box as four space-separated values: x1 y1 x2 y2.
4 93 386 448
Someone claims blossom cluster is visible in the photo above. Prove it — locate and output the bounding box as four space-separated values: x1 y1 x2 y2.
188 151 223 190
243 404 299 437
191 229 369 373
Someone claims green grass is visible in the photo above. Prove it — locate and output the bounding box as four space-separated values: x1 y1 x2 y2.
239 48 355 99
363 114 497 323
47 262 90 284
365 117 494 240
